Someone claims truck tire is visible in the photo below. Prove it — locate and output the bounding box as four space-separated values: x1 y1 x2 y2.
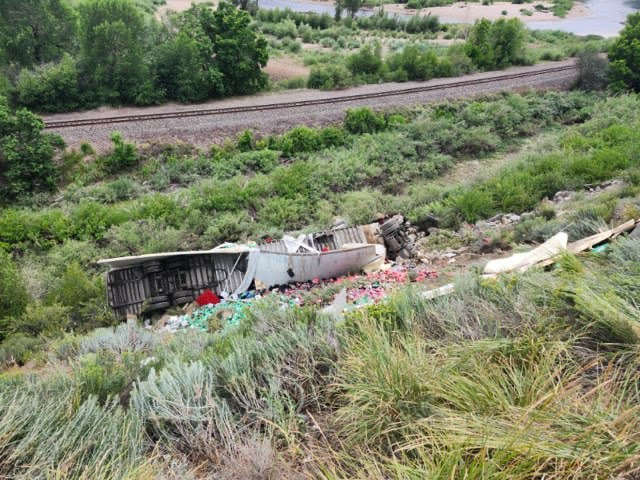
167 260 188 270
173 295 194 306
149 295 169 304
381 218 400 235
171 290 192 299
143 261 164 274
145 301 170 313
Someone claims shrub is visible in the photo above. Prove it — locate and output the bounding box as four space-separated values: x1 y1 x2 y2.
101 132 138 173
338 189 383 224
80 322 158 355
307 64 351 89
10 303 70 339
215 149 280 179
135 194 181 225
70 202 128 240
0 252 29 340
73 350 125 404
0 334 44 367
280 126 322 156
386 45 441 81
608 12 640 92
465 18 525 69
193 177 249 213
576 48 610 91
344 107 386 134
203 211 255 246
48 262 107 329
319 126 348 148
347 44 383 76
236 129 254 152
0 100 65 200
259 195 311 229
16 54 81 112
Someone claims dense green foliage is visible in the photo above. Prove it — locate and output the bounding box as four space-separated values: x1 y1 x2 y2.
77 0 151 105
301 16 591 90
0 0 268 110
0 0 76 68
0 98 65 199
465 18 525 69
609 12 640 92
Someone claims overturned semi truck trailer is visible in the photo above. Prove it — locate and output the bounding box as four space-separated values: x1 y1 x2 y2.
98 226 382 318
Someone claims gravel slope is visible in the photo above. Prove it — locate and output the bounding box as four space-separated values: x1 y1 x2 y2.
43 60 578 151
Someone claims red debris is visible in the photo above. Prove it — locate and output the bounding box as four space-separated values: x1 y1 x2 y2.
196 289 220 306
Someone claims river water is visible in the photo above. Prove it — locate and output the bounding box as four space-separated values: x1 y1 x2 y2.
528 0 640 36
258 0 639 36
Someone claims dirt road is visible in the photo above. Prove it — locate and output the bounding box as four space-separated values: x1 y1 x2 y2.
43 60 578 151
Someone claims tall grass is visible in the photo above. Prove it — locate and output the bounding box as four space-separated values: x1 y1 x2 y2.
315 239 640 478
0 227 639 476
0 376 146 479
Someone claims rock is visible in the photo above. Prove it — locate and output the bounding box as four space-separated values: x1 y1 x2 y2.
553 191 573 203
487 214 503 223
631 224 640 239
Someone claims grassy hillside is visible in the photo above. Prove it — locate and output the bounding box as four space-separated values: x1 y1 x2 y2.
0 223 639 478
1 88 640 477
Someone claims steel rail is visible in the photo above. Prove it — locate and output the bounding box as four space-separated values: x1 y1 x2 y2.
44 64 577 129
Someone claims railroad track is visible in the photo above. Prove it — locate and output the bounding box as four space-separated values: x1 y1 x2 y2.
44 64 578 130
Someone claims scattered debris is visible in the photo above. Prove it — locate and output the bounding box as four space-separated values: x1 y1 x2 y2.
377 215 424 259
321 288 348 321
483 213 522 228
552 180 625 204
483 232 568 275
423 218 640 301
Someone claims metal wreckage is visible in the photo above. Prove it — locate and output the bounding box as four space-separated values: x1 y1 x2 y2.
98 216 420 318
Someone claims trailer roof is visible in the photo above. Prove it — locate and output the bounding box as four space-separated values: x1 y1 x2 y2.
97 244 256 269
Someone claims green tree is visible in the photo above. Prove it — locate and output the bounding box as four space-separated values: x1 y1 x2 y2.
465 19 495 69
465 18 524 70
178 2 268 96
77 0 150 104
338 0 363 18
490 18 525 68
0 0 76 68
155 31 224 103
0 99 65 199
609 12 640 92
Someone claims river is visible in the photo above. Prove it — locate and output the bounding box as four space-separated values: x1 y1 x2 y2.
257 0 639 36
528 0 640 36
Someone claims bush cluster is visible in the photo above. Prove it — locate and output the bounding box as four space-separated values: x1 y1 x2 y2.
1 0 268 111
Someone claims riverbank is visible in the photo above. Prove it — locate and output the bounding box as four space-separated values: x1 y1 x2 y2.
384 1 590 23
278 0 590 23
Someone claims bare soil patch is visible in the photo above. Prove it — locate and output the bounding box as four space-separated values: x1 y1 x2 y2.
156 0 216 18
264 57 311 81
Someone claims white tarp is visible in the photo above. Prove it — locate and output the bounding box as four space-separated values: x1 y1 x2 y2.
483 232 568 275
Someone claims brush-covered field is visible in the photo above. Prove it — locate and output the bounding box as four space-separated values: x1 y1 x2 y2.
1 87 640 477
1 225 639 478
